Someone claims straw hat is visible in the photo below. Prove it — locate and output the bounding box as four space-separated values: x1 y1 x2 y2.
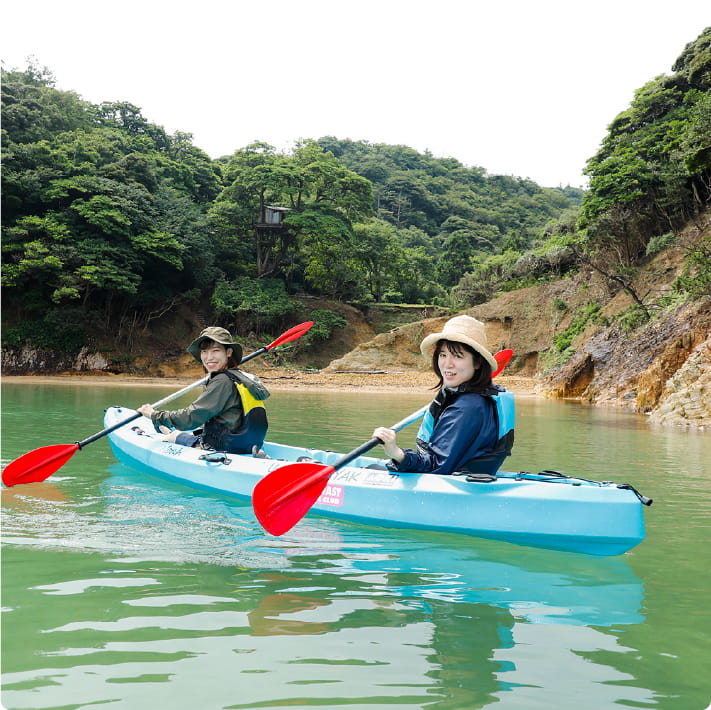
420 315 497 371
187 327 243 363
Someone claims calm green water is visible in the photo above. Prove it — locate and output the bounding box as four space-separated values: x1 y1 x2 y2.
1 382 710 710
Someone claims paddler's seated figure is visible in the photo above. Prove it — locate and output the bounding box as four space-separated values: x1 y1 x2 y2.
371 316 514 477
137 327 269 454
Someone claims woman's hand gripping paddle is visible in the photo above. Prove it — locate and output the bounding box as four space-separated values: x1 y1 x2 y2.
252 347 514 536
252 405 430 536
1 321 314 488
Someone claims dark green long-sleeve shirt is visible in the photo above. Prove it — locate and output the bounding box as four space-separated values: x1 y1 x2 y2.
150 369 267 433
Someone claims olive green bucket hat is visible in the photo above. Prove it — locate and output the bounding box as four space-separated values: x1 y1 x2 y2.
186 327 243 363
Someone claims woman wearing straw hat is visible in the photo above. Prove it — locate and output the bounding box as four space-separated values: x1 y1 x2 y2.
372 315 514 477
137 327 270 454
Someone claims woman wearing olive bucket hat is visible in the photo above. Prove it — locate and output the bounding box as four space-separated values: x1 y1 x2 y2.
137 327 270 454
372 315 515 477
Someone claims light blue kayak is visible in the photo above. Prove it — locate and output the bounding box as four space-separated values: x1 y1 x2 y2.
104 406 648 556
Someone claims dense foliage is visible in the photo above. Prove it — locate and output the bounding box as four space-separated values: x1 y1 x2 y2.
315 138 584 299
2 62 222 348
0 61 580 348
565 28 711 311
2 28 709 354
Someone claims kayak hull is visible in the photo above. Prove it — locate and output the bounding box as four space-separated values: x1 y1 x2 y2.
104 406 646 556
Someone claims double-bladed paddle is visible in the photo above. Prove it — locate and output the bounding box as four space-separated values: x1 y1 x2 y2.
252 348 514 536
1 321 314 488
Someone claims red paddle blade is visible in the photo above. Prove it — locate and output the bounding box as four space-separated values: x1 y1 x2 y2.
492 348 514 378
266 321 314 350
2 443 80 487
252 462 335 535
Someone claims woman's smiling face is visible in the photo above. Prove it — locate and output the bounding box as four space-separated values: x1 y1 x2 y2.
437 342 477 388
200 341 232 372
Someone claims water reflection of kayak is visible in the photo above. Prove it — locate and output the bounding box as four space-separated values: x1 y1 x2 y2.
340 534 644 627
105 406 647 557
103 463 644 629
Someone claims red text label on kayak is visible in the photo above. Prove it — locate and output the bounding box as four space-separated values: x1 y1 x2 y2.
317 485 344 507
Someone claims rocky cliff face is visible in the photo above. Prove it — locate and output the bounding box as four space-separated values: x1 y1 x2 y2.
648 334 711 426
540 298 710 427
1 346 111 374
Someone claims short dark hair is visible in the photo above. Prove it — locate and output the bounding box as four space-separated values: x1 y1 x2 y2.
200 339 239 369
430 339 493 392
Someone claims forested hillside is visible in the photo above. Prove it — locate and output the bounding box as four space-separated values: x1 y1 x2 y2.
2 27 709 374
1 61 580 354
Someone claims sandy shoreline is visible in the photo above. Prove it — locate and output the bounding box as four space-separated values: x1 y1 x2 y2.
2 370 540 397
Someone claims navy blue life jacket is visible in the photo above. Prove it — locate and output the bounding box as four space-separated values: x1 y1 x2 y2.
416 385 515 475
202 370 269 454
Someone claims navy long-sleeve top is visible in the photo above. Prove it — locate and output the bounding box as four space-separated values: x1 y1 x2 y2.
388 390 497 475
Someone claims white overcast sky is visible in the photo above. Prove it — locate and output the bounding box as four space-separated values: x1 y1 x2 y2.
2 1 708 188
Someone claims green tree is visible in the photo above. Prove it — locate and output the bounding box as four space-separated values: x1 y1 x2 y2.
2 63 224 341
211 276 297 334
351 219 405 301
211 140 373 292
575 27 711 312
582 28 711 241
